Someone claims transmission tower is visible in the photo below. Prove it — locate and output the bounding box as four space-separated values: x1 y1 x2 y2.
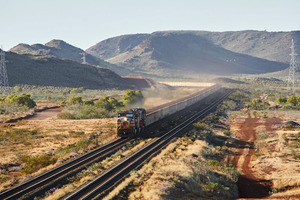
0 46 9 93
287 39 297 94
81 52 88 64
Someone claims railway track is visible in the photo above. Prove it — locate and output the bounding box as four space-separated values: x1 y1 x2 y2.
0 86 224 200
0 138 131 200
66 90 232 200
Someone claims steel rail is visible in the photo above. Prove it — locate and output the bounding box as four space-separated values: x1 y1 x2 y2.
0 138 130 200
66 90 231 200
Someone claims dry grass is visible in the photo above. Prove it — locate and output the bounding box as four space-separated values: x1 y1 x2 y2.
0 116 117 192
103 134 238 200
0 117 116 165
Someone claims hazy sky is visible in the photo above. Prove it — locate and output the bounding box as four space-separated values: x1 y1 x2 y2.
1 0 300 51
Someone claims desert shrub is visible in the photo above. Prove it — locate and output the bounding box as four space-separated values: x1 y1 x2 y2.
95 96 123 111
68 96 83 105
276 97 287 105
68 130 85 138
193 122 209 131
122 90 144 106
287 95 299 106
293 154 300 159
207 160 221 168
254 152 262 157
20 154 57 174
223 130 231 137
56 138 93 157
4 93 36 108
70 87 85 94
58 104 111 119
84 100 94 106
60 100 68 107
0 174 10 184
77 105 109 119
201 182 225 193
228 90 249 102
57 111 76 119
0 128 39 145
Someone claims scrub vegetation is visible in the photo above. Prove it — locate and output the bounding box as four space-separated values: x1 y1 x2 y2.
58 89 144 119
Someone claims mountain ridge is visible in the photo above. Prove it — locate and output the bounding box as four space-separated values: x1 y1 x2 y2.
94 31 289 77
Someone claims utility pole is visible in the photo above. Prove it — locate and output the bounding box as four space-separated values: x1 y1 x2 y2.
81 52 88 64
287 39 297 94
0 46 9 93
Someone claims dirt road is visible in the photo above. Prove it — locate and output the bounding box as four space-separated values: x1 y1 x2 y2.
231 113 272 198
27 107 62 120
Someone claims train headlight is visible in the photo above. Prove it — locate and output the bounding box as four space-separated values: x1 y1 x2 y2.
124 117 127 121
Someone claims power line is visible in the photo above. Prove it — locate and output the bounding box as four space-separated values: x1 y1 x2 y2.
0 46 9 93
287 39 297 94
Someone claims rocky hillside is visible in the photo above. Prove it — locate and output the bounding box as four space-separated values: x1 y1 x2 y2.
9 40 131 76
88 30 300 64
196 30 300 63
87 34 150 60
5 52 134 89
87 32 288 77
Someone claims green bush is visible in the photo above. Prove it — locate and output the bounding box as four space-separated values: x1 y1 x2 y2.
207 160 221 167
84 100 94 106
70 87 85 94
223 130 231 137
68 96 83 105
193 122 209 131
20 154 57 174
5 93 36 108
57 111 76 119
201 182 225 193
95 96 123 112
0 174 10 184
287 95 299 106
276 97 287 105
122 90 144 106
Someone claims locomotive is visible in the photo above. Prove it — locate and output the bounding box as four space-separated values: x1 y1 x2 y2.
116 108 146 137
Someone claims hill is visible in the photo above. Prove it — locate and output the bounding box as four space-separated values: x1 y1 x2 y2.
9 40 131 76
88 30 300 64
88 32 288 78
196 30 300 63
5 52 134 89
87 34 150 60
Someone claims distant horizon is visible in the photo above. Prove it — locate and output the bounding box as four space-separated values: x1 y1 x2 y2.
3 29 300 51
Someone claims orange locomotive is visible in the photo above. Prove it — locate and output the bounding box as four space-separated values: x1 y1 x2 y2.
116 108 146 137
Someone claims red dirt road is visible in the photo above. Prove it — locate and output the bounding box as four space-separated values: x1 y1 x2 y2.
27 107 62 120
231 113 272 199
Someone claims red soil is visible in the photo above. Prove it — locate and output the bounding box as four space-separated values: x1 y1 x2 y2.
231 113 272 199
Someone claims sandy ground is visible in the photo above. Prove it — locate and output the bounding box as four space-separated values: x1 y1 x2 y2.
230 111 300 200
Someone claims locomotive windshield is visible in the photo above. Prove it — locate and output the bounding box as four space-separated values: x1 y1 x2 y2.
118 113 134 118
126 113 134 118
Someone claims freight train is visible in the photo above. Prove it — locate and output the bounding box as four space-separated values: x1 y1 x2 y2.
116 108 146 137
